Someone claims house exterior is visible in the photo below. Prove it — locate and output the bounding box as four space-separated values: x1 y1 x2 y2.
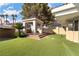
0 17 5 25
52 3 79 43
0 17 15 38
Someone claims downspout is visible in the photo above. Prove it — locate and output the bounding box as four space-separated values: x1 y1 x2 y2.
78 20 79 42
73 20 74 41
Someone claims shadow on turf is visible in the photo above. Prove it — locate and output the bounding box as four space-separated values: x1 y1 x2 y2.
0 35 28 41
0 37 17 41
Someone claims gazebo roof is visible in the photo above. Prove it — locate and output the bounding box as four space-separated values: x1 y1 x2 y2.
23 18 43 24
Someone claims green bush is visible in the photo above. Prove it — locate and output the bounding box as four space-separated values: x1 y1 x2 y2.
15 31 27 37
15 31 19 37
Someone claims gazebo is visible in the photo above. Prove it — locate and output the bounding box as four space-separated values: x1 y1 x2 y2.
23 18 43 34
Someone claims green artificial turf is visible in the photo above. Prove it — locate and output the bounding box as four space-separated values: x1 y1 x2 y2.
0 35 79 56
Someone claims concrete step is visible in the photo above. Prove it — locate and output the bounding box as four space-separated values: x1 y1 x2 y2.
28 35 40 40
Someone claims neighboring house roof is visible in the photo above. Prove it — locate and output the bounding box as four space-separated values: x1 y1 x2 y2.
0 17 13 29
0 17 5 24
0 25 13 29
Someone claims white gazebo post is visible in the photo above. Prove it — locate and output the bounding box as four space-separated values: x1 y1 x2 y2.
23 22 26 32
33 20 36 34
40 24 43 34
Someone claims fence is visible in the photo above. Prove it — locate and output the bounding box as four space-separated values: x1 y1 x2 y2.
53 27 66 35
0 28 15 38
66 27 79 43
53 27 79 43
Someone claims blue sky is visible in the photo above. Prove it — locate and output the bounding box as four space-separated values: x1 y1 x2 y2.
48 3 64 8
0 3 64 23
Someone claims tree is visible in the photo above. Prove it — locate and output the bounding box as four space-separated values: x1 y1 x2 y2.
0 15 4 25
14 23 24 37
11 14 17 26
0 14 4 18
4 14 8 24
0 14 9 24
21 3 55 25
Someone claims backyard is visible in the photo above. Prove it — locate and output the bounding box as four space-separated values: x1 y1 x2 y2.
0 35 79 56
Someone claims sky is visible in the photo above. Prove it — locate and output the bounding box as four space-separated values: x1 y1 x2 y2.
0 3 64 23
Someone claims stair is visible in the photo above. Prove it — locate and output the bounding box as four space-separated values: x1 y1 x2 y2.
28 35 40 40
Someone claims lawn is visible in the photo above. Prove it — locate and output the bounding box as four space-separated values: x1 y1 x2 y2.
0 35 79 56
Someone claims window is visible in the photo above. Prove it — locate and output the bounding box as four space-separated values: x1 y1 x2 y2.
74 20 78 31
68 23 73 31
68 20 79 31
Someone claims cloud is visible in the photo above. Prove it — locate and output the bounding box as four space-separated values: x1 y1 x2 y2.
3 9 22 22
6 6 14 10
0 3 6 6
3 5 22 15
16 19 22 22
0 3 9 7
3 9 21 15
0 3 22 22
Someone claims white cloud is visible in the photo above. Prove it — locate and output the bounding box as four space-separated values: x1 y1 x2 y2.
3 9 21 15
6 6 14 10
0 3 6 6
0 3 9 7
16 19 22 22
3 9 22 23
0 3 22 23
3 5 22 15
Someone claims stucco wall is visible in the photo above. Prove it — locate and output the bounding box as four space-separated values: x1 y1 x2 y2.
0 28 15 38
53 27 79 43
66 30 79 43
53 27 66 35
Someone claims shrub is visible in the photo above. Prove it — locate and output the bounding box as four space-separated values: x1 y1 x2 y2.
20 32 27 37
15 31 27 38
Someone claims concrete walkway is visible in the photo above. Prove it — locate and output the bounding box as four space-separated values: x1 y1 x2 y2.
27 35 41 40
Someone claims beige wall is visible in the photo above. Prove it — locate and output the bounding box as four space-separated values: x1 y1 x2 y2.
53 27 66 35
66 28 79 43
52 27 79 43
0 29 15 38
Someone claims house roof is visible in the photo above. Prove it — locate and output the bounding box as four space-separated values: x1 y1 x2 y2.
52 3 79 26
23 18 43 24
0 25 13 29
52 4 75 13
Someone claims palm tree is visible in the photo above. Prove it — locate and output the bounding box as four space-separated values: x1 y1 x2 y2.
0 14 4 18
11 14 17 26
0 14 5 25
4 14 8 24
14 23 24 37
